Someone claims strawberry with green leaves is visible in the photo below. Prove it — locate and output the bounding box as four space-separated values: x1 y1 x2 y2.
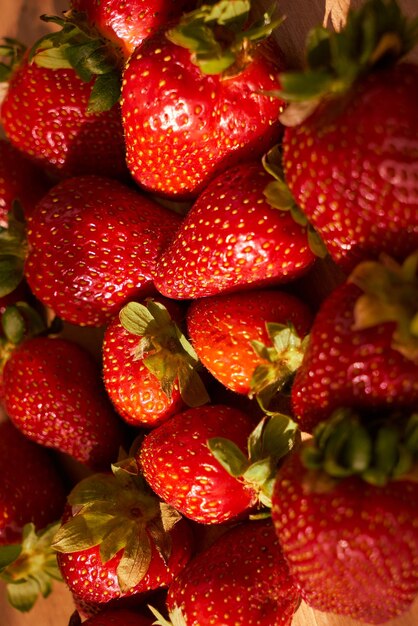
20 175 182 327
291 252 418 433
103 298 209 428
121 0 286 199
277 0 418 272
151 519 300 626
154 160 315 300
271 408 418 624
138 405 299 524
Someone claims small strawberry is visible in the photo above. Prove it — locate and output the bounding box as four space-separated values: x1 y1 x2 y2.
22 175 182 327
186 287 312 407
103 298 209 428
271 408 418 624
291 252 418 432
0 419 67 545
2 335 127 470
154 160 315 300
121 0 286 198
138 405 299 524
53 459 193 607
277 0 418 271
69 607 154 625
151 519 300 626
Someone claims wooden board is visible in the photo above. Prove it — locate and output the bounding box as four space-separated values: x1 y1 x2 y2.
1 0 417 624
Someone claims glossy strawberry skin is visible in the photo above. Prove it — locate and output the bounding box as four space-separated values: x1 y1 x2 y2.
283 62 418 272
0 419 67 545
187 288 312 394
79 608 154 625
1 56 128 182
121 32 285 199
166 519 300 626
271 447 418 624
2 336 127 470
154 161 315 299
291 282 418 433
24 175 182 327
138 404 258 524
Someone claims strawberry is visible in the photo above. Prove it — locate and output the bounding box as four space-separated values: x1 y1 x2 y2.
103 298 209 428
277 0 418 272
271 408 418 624
1 51 128 181
120 0 286 199
291 252 418 432
151 519 300 626
0 419 67 545
69 607 154 625
186 287 313 406
22 175 182 327
154 160 315 300
2 335 127 470
138 405 299 524
53 459 193 607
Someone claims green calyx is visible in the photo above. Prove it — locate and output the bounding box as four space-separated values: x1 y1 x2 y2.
208 412 300 509
52 460 182 593
302 408 418 486
166 0 284 76
0 523 62 612
249 320 310 412
0 202 28 298
349 251 418 363
29 11 122 113
262 145 328 258
119 300 209 408
0 38 26 81
277 0 418 125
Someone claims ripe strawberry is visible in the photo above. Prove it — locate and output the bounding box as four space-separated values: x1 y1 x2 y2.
1 52 128 181
2 336 127 470
54 459 193 606
23 175 182 327
154 160 315 300
291 253 418 432
121 1 286 199
271 409 418 624
138 405 299 523
278 0 418 271
103 298 209 428
69 607 154 625
151 519 300 626
186 288 312 405
0 419 67 545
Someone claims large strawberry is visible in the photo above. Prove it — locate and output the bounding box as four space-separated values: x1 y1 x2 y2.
21 175 182 327
291 252 418 432
277 0 418 272
103 298 209 428
154 160 315 300
271 408 418 624
121 0 286 199
2 335 127 470
151 519 300 626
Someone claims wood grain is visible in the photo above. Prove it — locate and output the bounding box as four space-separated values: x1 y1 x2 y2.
1 0 417 624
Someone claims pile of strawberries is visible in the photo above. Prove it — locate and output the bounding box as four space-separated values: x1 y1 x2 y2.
0 0 417 625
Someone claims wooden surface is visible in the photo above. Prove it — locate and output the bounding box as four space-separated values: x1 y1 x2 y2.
1 0 418 624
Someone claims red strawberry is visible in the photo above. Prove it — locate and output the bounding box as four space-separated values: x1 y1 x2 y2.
151 519 300 626
23 175 182 327
2 336 127 470
187 288 312 405
271 409 418 624
69 607 154 625
1 53 128 181
291 253 418 432
154 160 315 300
0 419 67 545
103 298 209 428
54 460 193 606
120 1 286 199
138 405 299 523
278 0 418 272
